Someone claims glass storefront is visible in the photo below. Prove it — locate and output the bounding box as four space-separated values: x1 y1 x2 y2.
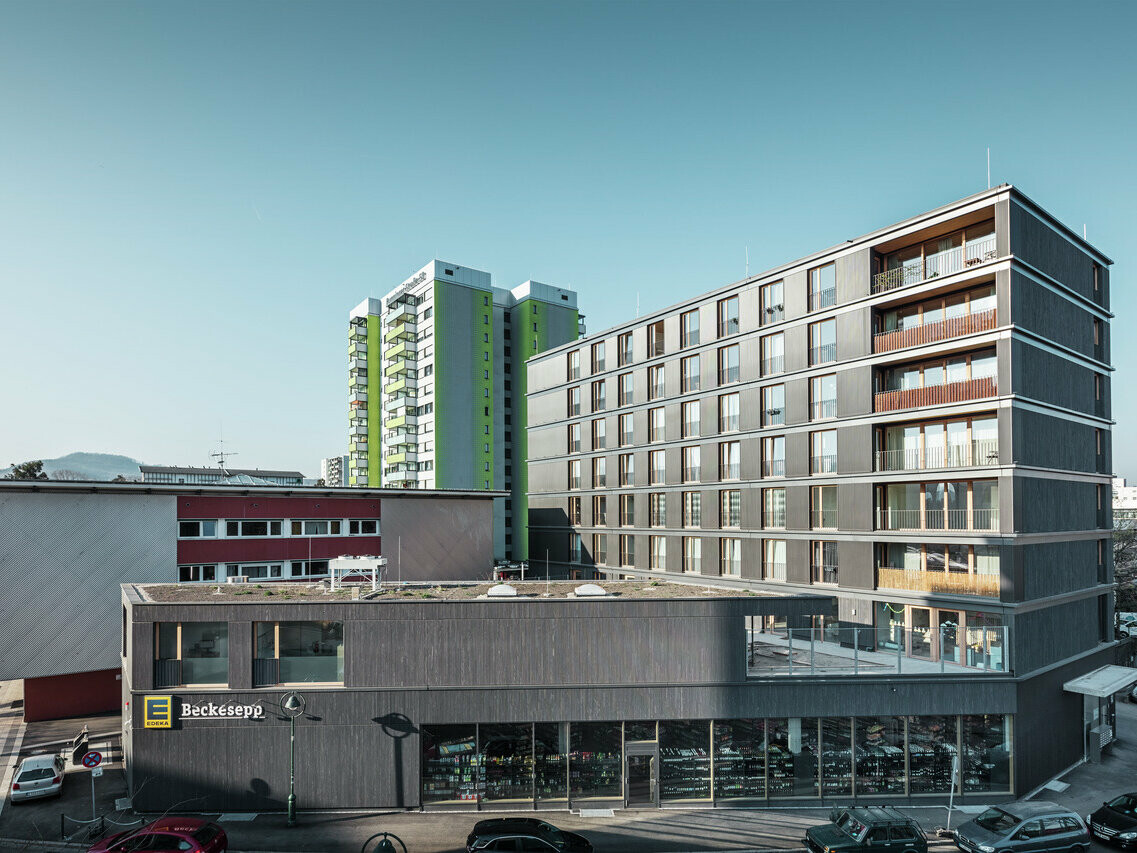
420 715 1013 807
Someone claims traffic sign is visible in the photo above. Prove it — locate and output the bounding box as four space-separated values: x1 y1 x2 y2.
82 751 102 769
91 767 104 778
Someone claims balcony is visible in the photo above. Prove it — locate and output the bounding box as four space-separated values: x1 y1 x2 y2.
874 308 997 354
350 423 368 436
875 438 999 472
873 234 998 294
811 454 837 474
811 399 837 420
875 376 996 413
384 375 418 395
762 459 785 478
351 438 368 451
350 357 366 371
810 343 836 365
384 357 417 378
877 507 999 532
348 341 368 355
384 319 417 343
350 371 367 387
761 355 784 376
349 322 367 341
877 567 999 597
811 564 838 584
350 390 368 404
810 510 838 530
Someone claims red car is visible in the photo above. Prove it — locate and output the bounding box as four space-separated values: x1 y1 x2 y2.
87 817 227 852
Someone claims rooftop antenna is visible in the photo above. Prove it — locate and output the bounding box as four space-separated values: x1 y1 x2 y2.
210 425 237 474
986 148 991 190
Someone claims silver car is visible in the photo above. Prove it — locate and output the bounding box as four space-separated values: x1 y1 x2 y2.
955 802 1090 853
10 753 66 803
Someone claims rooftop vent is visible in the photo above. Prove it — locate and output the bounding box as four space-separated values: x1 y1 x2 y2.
487 583 518 598
573 583 609 597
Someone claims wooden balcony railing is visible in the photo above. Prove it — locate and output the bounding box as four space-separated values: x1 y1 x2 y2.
877 567 999 597
874 376 996 412
874 309 997 353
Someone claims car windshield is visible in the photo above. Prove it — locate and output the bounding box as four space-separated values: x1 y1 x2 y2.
17 767 55 782
193 824 221 842
976 808 1020 833
1108 795 1137 816
836 813 868 839
537 822 564 843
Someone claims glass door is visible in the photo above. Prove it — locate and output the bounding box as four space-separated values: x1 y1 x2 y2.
910 608 933 658
625 753 656 806
938 610 962 665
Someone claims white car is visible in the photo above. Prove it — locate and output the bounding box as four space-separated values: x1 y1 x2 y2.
1120 619 1137 638
10 754 65 803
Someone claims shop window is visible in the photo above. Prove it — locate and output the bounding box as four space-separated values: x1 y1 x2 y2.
154 622 228 687
481 723 534 803
907 716 959 793
535 722 568 804
659 720 711 801
767 717 819 796
422 725 478 804
820 717 852 796
961 714 1012 792
854 717 905 795
713 719 769 801
569 722 622 800
254 621 344 685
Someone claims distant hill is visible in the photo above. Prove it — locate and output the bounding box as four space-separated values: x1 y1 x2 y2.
2 452 144 482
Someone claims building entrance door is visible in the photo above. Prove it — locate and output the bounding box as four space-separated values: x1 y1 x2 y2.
625 753 656 807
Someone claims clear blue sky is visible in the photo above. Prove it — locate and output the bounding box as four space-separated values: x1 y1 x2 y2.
1 0 1134 477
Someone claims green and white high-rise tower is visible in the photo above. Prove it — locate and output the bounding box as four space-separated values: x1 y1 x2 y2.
349 260 583 560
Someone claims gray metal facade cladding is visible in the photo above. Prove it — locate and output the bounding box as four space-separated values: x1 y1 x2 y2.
123 591 1108 811
0 490 177 679
522 186 1117 787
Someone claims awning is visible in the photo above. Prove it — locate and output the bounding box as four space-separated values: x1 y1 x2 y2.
1063 665 1137 698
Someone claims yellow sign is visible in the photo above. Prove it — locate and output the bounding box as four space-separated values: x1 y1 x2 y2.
144 695 172 729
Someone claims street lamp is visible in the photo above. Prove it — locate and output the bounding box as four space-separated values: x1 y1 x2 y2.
280 691 306 827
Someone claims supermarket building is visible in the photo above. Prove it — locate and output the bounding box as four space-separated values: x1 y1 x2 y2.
121 580 1129 813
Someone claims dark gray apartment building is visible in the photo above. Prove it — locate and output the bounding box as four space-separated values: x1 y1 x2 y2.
524 185 1133 798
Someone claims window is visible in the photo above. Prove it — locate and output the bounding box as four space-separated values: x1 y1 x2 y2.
718 344 740 384
1094 318 1101 346
618 332 633 366
762 384 785 426
680 309 700 347
567 387 581 416
568 496 582 525
178 520 217 538
178 564 217 583
592 457 607 488
811 430 837 474
761 332 784 376
648 364 665 400
619 372 634 406
619 412 634 446
593 495 608 525
568 350 580 380
719 441 741 480
878 348 997 394
760 280 784 324
591 380 606 412
650 535 667 569
809 319 836 365
718 295 739 336
619 534 635 567
155 622 228 686
683 537 702 573
719 393 739 432
809 262 836 310
255 621 344 684
681 354 701 393
290 520 343 536
682 491 701 527
594 533 608 565
649 492 667 527
877 479 999 531
647 320 665 357
590 341 607 373
682 400 701 438
763 488 786 528
569 533 582 563
682 446 701 482
810 374 837 420
720 538 742 576
762 435 785 477
568 459 581 489
649 449 665 484
763 539 787 580
648 407 665 442
568 423 581 453
811 485 837 529
619 494 635 526
875 414 998 471
720 489 740 528
619 453 635 486
225 520 282 537
592 418 607 449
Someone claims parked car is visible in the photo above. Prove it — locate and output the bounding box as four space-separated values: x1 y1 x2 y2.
9 753 65 803
466 817 592 852
87 817 227 853
954 802 1089 853
1088 792 1137 847
1130 683 1137 704
1119 619 1137 638
805 806 928 853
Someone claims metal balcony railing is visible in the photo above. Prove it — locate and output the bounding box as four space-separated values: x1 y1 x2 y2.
811 510 838 530
763 510 786 529
762 304 785 324
810 343 837 365
874 376 996 412
873 235 998 294
762 355 784 375
811 454 837 474
877 507 999 531
874 308 997 353
875 438 999 472
811 564 839 584
810 287 837 310
762 458 786 477
682 466 700 482
811 399 837 420
876 567 999 597
719 366 740 384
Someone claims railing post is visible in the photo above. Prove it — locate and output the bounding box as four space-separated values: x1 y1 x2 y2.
896 626 903 673
854 627 860 675
787 628 793 676
810 631 815 673
940 627 946 672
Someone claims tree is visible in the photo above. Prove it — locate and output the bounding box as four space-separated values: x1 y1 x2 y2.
4 460 48 480
111 474 130 483
1116 517 1137 614
314 478 326 487
52 469 87 481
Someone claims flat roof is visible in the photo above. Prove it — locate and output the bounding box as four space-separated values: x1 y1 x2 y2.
129 580 795 605
140 465 305 478
0 480 505 500
1063 665 1137 698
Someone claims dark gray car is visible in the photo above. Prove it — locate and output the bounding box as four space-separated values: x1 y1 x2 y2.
955 802 1089 853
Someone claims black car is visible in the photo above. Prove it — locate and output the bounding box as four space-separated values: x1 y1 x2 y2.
805 806 928 853
1089 793 1137 847
466 818 593 852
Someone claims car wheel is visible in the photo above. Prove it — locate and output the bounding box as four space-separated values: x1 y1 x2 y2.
1070 846 1088 853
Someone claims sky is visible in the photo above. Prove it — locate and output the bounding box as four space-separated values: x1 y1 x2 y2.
1 0 1134 478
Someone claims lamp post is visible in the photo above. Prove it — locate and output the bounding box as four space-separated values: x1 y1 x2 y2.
280 691 306 827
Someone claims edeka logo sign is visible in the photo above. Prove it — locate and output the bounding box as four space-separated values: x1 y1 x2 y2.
143 695 172 729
